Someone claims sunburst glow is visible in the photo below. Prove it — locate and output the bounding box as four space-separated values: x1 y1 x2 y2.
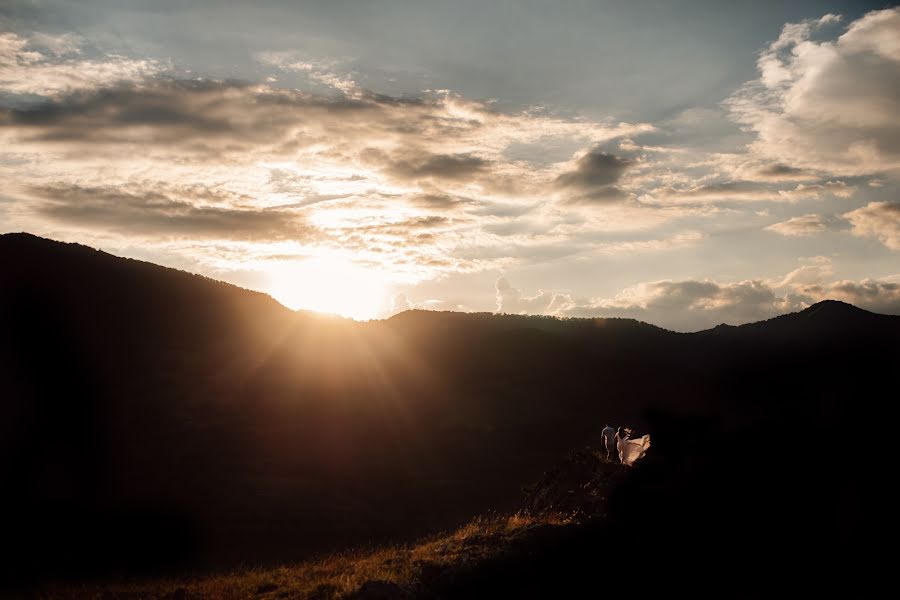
266 256 387 320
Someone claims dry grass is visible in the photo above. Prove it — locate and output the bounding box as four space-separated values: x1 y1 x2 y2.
40 512 577 599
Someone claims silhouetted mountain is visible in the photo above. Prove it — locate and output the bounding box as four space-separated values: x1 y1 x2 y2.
1 234 894 588
700 298 892 340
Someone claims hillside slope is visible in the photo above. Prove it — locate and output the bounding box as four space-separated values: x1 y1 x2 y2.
2 233 895 585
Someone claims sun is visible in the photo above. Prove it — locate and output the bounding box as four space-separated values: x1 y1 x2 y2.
265 255 387 320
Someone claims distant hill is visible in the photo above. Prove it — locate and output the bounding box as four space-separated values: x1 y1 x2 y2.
2 233 895 585
699 298 893 340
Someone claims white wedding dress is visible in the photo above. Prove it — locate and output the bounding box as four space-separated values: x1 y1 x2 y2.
617 434 651 466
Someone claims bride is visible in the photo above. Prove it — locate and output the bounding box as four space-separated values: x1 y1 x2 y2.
616 427 651 466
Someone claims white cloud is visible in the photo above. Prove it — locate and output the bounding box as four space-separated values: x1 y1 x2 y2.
256 51 359 96
641 180 853 205
814 278 900 314
765 213 842 237
495 258 900 332
772 256 834 288
389 292 413 314
508 277 798 331
0 32 160 97
0 54 660 285
3 15 899 322
725 8 900 177
495 277 559 314
844 201 900 250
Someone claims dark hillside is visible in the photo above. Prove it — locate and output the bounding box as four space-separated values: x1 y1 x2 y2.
1 234 894 586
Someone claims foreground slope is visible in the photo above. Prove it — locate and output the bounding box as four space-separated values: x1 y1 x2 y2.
1 233 895 585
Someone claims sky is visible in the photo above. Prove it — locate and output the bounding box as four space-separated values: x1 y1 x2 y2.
2 0 899 330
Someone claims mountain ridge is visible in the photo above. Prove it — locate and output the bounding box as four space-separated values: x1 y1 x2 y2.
2 232 890 334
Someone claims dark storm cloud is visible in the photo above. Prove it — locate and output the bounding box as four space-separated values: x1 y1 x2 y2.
31 184 315 240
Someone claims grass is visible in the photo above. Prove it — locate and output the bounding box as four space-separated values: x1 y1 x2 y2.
41 512 578 599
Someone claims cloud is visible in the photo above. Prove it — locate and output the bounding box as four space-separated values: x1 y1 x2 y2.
28 183 314 240
0 78 650 188
255 50 359 96
0 61 661 284
644 181 771 204
765 213 844 237
1 81 348 157
348 215 456 237
553 149 632 203
600 279 788 329
0 32 160 97
495 277 559 314
588 231 704 256
406 193 474 210
495 259 900 331
748 163 824 182
555 150 630 189
386 293 458 316
773 256 834 288
812 278 900 314
844 201 900 250
496 276 796 331
3 15 897 316
782 181 855 200
390 292 413 313
643 180 853 205
726 8 900 177
362 148 490 182
458 228 703 283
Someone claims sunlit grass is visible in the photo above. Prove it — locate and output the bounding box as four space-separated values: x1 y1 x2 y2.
45 512 577 599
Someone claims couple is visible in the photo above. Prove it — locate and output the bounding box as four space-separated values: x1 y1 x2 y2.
601 424 651 466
